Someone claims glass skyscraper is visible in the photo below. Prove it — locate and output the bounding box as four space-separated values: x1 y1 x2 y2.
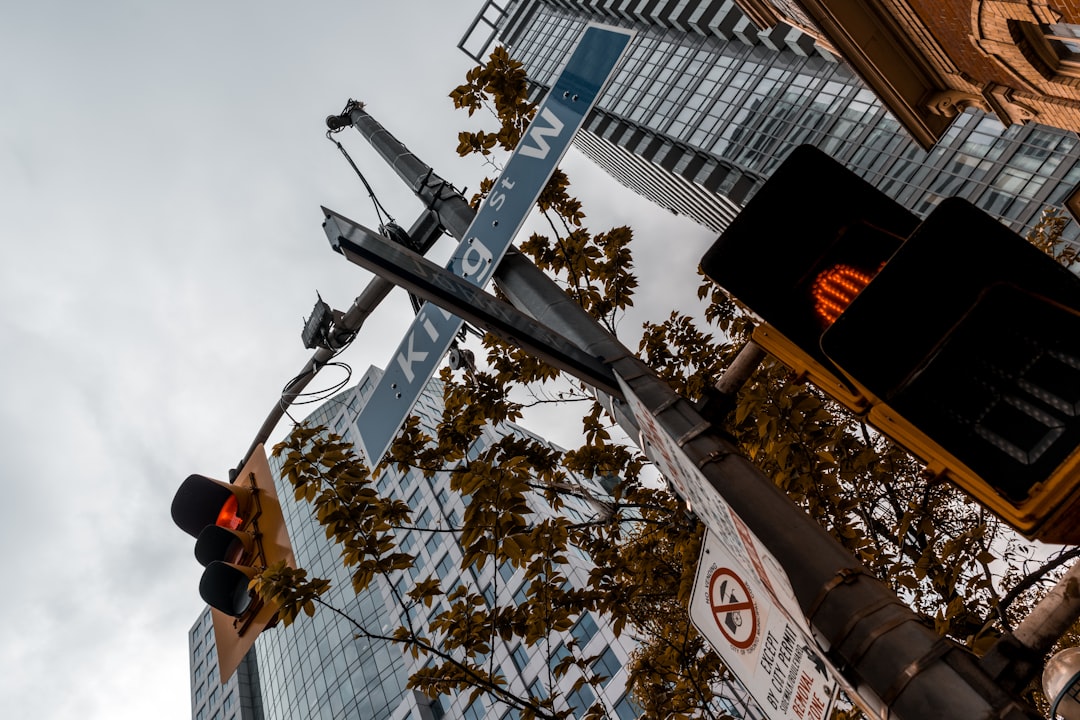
461 0 1080 249
188 608 264 720
189 368 764 720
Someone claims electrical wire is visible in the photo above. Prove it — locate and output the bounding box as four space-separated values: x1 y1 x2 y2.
326 117 396 229
279 360 354 426
296 99 485 424
278 319 361 426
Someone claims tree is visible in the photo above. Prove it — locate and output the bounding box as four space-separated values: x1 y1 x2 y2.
255 46 1079 719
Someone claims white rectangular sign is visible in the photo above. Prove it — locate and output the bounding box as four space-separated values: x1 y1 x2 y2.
690 531 840 720
613 371 843 720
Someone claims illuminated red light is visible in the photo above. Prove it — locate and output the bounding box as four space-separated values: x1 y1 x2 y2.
811 264 877 326
216 495 243 530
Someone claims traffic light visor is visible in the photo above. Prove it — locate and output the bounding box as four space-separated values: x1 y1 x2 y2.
194 524 252 567
200 561 256 617
171 474 250 538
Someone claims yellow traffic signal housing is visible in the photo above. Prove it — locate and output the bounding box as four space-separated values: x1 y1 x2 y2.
749 323 876 412
172 445 295 682
701 145 1080 544
821 199 1080 543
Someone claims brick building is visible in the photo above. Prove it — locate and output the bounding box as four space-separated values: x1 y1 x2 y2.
735 0 1080 146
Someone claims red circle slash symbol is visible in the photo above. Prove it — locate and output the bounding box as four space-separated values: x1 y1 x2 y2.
709 567 757 650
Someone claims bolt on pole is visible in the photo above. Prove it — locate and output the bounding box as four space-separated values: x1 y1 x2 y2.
339 103 1042 720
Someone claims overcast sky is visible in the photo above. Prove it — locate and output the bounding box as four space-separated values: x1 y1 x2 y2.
0 3 714 718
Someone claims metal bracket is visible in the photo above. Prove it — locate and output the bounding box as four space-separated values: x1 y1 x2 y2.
807 567 865 624
882 638 954 706
678 420 712 446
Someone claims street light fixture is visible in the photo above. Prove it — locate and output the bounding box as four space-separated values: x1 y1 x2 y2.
1045 647 1080 719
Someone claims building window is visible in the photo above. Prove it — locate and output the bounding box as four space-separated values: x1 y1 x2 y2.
615 694 641 720
548 642 572 675
528 679 547 700
462 698 485 720
567 683 596 716
1009 18 1080 83
425 533 443 558
570 613 598 647
591 645 621 684
435 552 455 579
394 575 410 599
498 561 515 584
377 473 394 497
510 644 530 674
1042 23 1080 65
467 436 487 461
1000 12 1080 85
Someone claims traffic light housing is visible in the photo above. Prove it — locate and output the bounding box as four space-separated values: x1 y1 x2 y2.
701 145 920 410
701 145 1080 543
172 445 295 682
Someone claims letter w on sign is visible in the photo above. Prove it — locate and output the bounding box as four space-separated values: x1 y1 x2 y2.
518 108 565 159
334 23 634 466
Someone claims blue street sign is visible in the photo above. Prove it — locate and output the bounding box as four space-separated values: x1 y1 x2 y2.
346 23 634 465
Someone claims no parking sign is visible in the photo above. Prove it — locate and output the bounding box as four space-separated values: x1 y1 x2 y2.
709 567 758 651
690 532 839 720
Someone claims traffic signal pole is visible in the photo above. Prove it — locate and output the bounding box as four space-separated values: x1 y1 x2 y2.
240 208 446 469
333 104 1041 719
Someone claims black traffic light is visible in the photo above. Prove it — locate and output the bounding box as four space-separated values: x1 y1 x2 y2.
822 198 1080 541
172 445 295 682
701 145 1080 543
701 144 920 409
